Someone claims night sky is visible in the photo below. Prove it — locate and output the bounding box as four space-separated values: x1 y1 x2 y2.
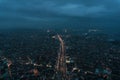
0 0 120 30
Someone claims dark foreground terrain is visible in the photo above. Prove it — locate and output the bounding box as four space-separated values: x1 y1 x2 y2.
0 28 120 80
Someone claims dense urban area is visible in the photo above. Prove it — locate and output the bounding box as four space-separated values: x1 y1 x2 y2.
0 28 120 80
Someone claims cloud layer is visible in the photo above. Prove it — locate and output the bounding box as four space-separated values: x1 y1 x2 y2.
0 0 120 28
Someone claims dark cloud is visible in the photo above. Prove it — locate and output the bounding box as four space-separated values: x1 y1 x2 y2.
0 0 120 17
0 0 120 28
51 0 120 17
